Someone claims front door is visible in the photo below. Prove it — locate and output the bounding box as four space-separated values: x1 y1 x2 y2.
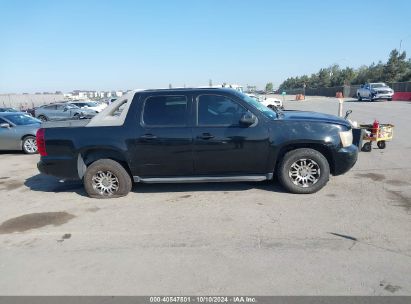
133 94 193 177
0 118 17 150
192 94 270 175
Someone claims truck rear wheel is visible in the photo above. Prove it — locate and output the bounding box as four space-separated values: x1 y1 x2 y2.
278 148 330 194
84 159 132 198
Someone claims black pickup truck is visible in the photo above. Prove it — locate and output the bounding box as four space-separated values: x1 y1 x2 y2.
36 88 358 198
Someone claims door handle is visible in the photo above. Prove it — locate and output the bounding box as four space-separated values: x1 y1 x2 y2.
198 133 214 140
140 134 157 140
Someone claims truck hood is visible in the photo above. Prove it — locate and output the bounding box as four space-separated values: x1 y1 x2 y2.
279 110 351 128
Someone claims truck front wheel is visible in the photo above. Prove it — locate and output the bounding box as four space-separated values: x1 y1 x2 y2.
84 159 132 198
278 148 330 194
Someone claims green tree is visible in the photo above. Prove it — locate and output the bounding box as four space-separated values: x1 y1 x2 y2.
265 82 274 92
278 48 411 89
383 49 408 82
399 59 411 81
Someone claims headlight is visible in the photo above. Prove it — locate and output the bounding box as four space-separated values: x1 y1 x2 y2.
339 129 353 147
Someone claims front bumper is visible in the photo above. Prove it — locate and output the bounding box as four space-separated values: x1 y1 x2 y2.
373 93 394 99
37 156 80 180
332 144 358 176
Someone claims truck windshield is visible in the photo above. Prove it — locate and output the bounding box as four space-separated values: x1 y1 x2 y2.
234 91 278 119
85 102 98 107
371 83 387 88
5 114 41 125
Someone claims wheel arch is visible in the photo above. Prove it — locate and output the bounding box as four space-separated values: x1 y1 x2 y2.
275 143 335 174
37 114 48 121
80 148 132 179
21 134 36 140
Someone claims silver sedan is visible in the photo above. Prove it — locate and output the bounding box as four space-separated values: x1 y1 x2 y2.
0 112 41 154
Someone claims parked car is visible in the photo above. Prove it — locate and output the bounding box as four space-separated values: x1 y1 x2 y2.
68 101 107 113
246 94 284 110
245 93 263 102
0 107 19 112
24 108 36 117
0 112 41 154
37 88 358 198
260 97 283 110
34 103 97 121
357 83 394 101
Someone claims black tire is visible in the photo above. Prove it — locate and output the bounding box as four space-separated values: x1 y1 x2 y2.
362 142 372 152
357 94 362 101
22 136 38 154
387 98 392 101
278 148 330 194
38 115 47 122
369 94 374 102
377 140 386 149
83 159 132 199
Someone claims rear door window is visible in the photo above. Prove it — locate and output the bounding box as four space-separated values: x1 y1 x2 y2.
142 96 188 126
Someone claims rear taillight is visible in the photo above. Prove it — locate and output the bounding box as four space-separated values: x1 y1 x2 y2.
36 128 47 156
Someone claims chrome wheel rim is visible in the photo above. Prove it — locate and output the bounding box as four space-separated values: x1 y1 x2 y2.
91 170 119 196
289 158 321 188
24 138 38 153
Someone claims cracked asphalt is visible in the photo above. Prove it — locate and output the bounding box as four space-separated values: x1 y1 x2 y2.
0 97 410 295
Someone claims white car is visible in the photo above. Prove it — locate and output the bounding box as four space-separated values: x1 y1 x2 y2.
245 93 263 102
69 101 107 113
246 93 283 110
260 97 283 109
357 83 394 101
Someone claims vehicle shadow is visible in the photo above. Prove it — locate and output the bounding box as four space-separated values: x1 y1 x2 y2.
0 150 25 155
133 180 287 194
24 174 87 197
344 99 391 103
25 174 287 196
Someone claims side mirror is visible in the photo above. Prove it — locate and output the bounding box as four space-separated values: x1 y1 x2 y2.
0 123 10 128
240 112 257 126
63 107 69 112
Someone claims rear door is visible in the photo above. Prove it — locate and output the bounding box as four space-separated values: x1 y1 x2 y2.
192 94 270 175
133 93 194 177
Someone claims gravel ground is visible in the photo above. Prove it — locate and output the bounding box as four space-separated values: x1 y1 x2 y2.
0 97 410 295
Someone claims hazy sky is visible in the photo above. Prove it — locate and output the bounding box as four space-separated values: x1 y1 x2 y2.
0 0 410 93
